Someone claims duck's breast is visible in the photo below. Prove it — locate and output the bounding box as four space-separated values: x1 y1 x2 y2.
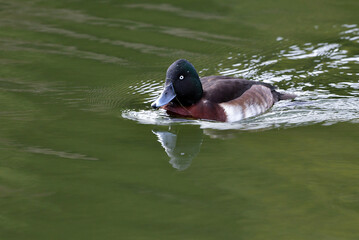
164 99 227 122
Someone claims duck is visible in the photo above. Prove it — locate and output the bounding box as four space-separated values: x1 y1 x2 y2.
151 59 295 122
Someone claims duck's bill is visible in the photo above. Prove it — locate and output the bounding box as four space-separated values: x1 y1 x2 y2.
151 83 176 108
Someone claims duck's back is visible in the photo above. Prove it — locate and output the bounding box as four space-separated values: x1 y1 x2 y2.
200 76 277 103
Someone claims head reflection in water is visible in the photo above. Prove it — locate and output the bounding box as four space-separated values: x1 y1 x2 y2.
152 126 203 171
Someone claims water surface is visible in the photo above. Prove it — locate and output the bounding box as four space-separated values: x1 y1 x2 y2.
0 0 359 239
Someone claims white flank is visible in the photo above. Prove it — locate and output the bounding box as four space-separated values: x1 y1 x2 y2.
220 102 268 122
219 85 274 122
219 103 244 122
244 103 266 118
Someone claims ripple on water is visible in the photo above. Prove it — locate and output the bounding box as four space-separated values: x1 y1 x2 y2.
123 24 359 131
0 38 127 64
122 96 359 131
0 1 242 47
84 78 164 115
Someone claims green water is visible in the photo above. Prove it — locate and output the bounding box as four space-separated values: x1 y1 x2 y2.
1 0 359 239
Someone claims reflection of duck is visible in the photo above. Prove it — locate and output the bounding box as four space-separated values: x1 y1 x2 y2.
152 59 296 122
152 126 203 171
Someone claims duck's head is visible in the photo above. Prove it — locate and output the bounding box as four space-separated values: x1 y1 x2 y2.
151 59 203 108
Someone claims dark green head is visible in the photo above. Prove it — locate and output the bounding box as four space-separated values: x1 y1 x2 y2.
151 59 203 108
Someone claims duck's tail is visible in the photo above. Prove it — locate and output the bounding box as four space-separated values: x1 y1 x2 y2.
265 83 296 102
278 92 296 100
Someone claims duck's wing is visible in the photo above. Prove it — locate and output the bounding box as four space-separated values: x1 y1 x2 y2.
200 76 275 103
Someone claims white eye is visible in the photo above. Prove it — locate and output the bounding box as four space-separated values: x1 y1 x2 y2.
179 75 184 80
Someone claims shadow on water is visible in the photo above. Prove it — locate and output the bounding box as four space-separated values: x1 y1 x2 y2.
152 125 203 171
152 124 243 170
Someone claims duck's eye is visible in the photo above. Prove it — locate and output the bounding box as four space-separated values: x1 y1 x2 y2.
179 75 184 80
